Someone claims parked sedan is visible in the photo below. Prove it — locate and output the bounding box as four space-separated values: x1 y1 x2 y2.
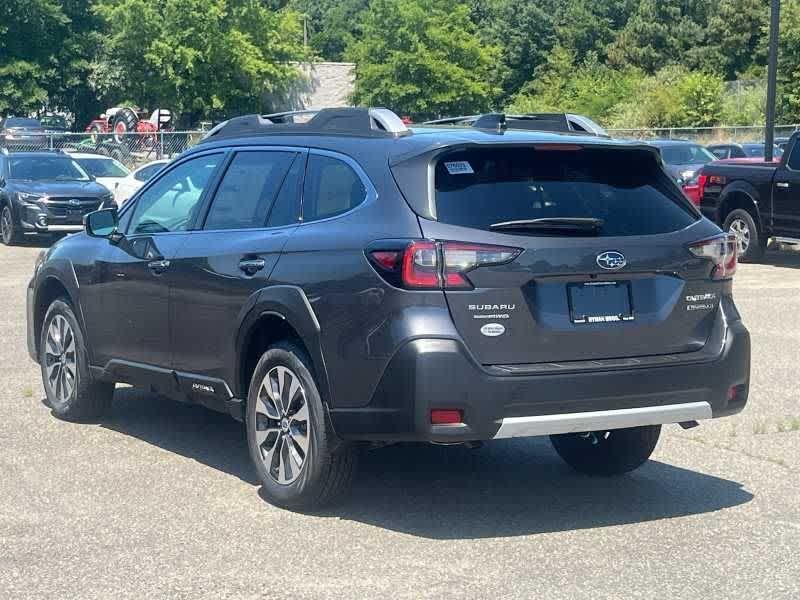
68 152 131 199
0 117 47 150
647 139 717 183
112 158 169 204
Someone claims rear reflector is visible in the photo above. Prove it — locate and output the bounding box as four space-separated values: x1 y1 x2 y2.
367 239 521 290
431 409 463 425
688 233 737 280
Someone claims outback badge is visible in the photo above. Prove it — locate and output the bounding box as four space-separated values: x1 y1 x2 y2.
596 251 626 270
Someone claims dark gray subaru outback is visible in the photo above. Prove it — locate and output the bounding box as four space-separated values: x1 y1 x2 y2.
26 108 750 509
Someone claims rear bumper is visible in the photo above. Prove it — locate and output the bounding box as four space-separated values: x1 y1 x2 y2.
329 311 750 443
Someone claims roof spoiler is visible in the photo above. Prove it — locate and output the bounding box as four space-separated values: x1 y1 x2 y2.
423 113 609 137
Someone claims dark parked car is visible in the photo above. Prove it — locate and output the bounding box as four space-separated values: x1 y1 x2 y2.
26 108 750 509
0 150 114 244
647 139 718 183
0 117 47 150
698 132 800 262
707 142 783 161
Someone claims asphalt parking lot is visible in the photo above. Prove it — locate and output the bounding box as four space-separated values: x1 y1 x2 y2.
1 241 798 599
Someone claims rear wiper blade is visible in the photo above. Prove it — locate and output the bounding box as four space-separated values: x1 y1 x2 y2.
489 217 604 233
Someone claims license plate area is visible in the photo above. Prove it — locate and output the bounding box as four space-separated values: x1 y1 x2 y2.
568 281 634 324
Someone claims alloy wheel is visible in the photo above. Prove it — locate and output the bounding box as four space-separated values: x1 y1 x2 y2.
254 366 311 485
1 207 12 244
44 315 77 404
728 218 751 254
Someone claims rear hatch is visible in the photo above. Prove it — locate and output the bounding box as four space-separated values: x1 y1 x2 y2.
394 143 729 366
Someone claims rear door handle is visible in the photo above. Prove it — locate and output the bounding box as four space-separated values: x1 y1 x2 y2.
776 182 790 188
239 258 266 275
147 259 171 274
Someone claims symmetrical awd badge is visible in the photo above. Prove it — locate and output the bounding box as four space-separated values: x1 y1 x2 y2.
596 251 626 270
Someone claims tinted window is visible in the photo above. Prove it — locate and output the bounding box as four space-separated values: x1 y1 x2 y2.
75 157 129 178
434 147 697 237
302 154 366 222
659 144 716 165
709 147 728 159
267 154 304 227
134 163 165 182
127 154 222 235
204 151 296 230
788 143 800 170
9 156 89 181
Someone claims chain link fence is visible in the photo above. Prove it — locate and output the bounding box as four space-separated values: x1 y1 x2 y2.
2 131 205 170
4 124 800 168
607 124 800 144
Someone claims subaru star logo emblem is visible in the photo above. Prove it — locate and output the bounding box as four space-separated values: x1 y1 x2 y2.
68 198 81 207
596 251 626 270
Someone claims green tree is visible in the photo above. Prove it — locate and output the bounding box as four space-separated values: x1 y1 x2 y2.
0 0 68 114
607 0 708 74
475 0 559 99
289 0 368 61
778 0 800 122
700 0 768 80
93 0 308 122
507 48 641 125
347 0 502 121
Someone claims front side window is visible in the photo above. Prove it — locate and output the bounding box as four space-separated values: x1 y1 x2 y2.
127 153 222 235
659 144 716 165
134 163 165 182
302 154 366 222
204 151 297 230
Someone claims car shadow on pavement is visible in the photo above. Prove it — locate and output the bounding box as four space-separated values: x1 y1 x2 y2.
101 389 753 539
758 249 800 269
321 440 753 539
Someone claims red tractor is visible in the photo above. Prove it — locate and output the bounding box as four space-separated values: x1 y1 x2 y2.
85 107 173 144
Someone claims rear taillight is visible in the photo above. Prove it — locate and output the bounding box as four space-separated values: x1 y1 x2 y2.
688 234 737 280
367 240 521 290
696 173 708 201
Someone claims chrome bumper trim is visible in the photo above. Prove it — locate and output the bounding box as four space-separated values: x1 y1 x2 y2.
493 401 712 439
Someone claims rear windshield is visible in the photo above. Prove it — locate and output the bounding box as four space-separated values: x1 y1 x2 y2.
433 147 698 236
658 144 716 165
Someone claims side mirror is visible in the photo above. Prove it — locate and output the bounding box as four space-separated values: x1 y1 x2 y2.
85 208 119 240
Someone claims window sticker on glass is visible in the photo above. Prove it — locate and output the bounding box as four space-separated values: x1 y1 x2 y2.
444 161 474 175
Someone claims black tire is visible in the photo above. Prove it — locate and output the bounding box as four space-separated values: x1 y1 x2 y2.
550 425 661 476
113 108 138 144
1 203 21 245
40 299 114 422
246 342 357 510
723 208 765 263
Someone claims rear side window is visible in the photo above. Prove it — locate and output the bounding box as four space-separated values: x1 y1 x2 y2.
302 154 366 222
204 151 296 230
434 147 698 237
788 143 800 170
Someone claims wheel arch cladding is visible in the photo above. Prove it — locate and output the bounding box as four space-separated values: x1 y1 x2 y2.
236 285 330 405
33 276 75 358
721 185 761 227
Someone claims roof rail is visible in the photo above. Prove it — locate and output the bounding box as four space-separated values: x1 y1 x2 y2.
200 107 411 143
423 112 608 137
